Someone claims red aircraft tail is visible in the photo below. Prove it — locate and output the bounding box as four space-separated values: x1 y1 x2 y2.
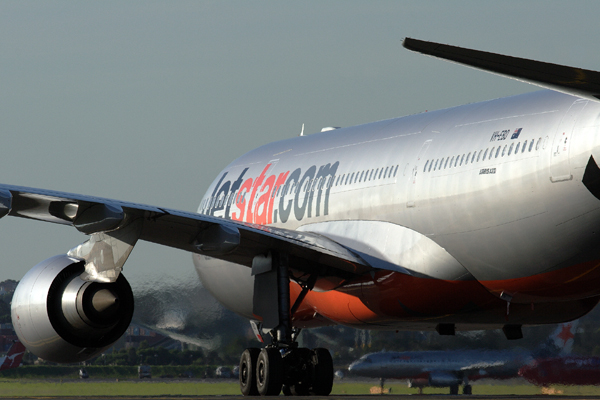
0 341 26 371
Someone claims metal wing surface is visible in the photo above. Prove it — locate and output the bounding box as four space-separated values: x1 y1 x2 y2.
403 37 600 102
0 184 370 280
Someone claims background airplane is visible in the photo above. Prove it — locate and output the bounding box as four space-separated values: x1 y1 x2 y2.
519 355 600 387
0 341 26 372
348 322 578 394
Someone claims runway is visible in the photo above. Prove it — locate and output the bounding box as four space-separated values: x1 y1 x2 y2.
3 396 600 400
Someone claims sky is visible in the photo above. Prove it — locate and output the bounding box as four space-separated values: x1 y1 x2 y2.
1 1 600 288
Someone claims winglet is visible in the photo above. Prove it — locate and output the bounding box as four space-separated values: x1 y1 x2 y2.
402 37 600 102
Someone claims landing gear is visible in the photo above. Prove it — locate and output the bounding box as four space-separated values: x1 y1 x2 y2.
240 252 334 396
239 348 260 396
240 346 334 396
463 384 472 395
311 348 334 395
450 384 459 395
256 348 283 396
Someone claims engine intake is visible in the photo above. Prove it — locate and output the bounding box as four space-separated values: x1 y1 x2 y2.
11 255 134 363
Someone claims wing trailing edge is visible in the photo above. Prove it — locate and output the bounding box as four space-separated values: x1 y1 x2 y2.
403 37 600 102
0 184 371 288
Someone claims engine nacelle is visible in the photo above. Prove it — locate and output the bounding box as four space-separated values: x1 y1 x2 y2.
427 371 463 387
11 255 134 363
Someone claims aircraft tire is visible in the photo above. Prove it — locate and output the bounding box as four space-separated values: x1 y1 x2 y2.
450 385 459 395
256 348 283 396
239 348 260 396
310 348 333 396
289 348 312 396
463 385 472 395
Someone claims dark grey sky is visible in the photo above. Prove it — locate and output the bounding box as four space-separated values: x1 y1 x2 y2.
1 1 598 286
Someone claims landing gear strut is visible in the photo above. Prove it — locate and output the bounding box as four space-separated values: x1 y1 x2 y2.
239 252 334 396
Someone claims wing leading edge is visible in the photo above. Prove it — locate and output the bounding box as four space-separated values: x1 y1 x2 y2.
403 37 600 102
0 184 370 287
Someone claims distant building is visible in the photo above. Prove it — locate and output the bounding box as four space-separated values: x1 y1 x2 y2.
124 324 171 349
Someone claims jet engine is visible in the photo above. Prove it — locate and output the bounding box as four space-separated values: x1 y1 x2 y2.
11 254 134 363
427 371 463 387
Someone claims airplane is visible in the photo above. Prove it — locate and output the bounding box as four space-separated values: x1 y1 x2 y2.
348 322 578 394
5 37 600 396
0 341 26 371
519 355 600 387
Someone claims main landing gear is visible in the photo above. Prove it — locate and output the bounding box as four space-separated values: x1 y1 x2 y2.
240 343 334 396
239 252 334 396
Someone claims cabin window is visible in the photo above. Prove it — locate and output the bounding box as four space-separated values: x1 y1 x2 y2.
428 161 433 172
502 145 507 157
495 147 501 158
393 165 399 177
460 154 465 166
529 140 535 152
465 152 471 165
423 161 429 173
454 156 460 167
449 156 455 168
514 142 520 154
489 147 494 160
444 158 449 169
433 160 438 171
536 137 542 150
482 149 488 160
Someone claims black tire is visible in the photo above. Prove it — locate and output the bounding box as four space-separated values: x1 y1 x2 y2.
256 348 283 396
450 384 459 395
463 384 472 395
239 348 260 396
310 348 333 396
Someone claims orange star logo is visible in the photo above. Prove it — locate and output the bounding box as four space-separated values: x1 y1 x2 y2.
557 323 575 346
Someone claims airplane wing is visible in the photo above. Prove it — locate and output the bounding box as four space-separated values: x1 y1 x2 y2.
402 37 600 102
0 184 371 286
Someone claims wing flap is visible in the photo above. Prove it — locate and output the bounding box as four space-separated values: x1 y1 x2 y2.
403 37 600 102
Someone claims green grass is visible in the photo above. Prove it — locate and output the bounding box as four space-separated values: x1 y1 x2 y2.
0 381 241 397
1 379 600 397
